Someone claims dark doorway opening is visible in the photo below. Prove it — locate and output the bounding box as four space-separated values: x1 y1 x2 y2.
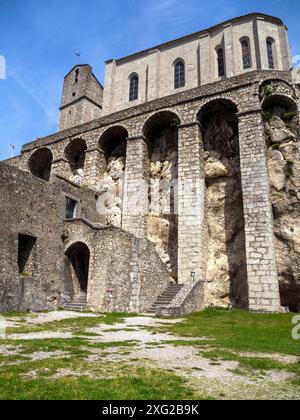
65 242 90 293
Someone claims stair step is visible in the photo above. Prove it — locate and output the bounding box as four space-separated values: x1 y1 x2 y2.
148 284 184 314
64 292 87 311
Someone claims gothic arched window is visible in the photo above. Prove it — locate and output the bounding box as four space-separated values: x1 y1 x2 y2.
267 39 275 69
241 39 251 69
129 74 139 101
174 60 185 89
217 48 225 77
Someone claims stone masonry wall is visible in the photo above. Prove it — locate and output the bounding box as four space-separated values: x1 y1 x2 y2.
4 70 299 313
0 163 102 312
63 220 170 313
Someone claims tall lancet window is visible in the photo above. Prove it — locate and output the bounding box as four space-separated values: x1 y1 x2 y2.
217 48 225 77
174 60 185 89
241 39 251 69
267 39 275 69
129 74 139 101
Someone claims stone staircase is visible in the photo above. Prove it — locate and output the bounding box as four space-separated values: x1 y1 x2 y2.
148 284 184 314
64 291 87 312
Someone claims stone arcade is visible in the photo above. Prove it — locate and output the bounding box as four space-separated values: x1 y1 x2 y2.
1 13 300 314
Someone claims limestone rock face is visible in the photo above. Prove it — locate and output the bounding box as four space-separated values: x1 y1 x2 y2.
147 128 178 280
266 116 296 144
147 215 178 279
264 113 300 311
202 109 248 309
267 149 286 191
204 158 230 179
97 157 125 227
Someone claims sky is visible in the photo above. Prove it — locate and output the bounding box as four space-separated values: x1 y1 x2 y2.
0 0 299 160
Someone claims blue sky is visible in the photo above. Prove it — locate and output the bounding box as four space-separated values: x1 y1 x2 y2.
0 0 299 160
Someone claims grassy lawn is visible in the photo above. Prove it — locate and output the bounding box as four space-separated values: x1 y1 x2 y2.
157 309 300 356
0 309 299 400
0 359 201 400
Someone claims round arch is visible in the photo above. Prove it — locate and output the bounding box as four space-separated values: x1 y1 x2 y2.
99 125 128 158
143 110 181 140
198 99 239 157
28 147 53 181
64 138 87 172
261 94 298 114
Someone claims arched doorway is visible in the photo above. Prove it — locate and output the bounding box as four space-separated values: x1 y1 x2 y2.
198 99 248 309
261 92 300 312
143 111 180 281
65 242 90 297
98 126 128 227
28 148 53 181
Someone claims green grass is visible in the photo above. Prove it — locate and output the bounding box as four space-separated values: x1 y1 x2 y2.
202 349 300 375
6 313 131 335
156 309 300 356
0 356 203 400
1 309 300 400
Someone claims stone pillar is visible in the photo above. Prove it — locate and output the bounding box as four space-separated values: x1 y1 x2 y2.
122 136 149 238
82 148 106 190
238 109 280 312
51 158 71 180
177 123 206 284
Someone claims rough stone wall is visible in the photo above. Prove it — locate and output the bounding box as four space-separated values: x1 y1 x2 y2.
5 70 299 313
202 107 248 309
263 102 300 311
147 128 178 279
59 65 103 131
0 163 102 312
63 220 170 313
59 98 102 132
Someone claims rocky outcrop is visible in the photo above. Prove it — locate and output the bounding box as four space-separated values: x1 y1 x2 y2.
147 128 178 280
264 111 300 311
202 109 248 309
97 157 125 227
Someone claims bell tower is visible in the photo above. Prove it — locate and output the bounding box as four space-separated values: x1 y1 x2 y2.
59 64 103 131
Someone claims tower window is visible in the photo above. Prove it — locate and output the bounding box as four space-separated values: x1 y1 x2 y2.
65 197 78 219
75 68 80 84
267 39 275 69
217 48 225 77
129 75 139 101
174 60 185 89
241 39 251 69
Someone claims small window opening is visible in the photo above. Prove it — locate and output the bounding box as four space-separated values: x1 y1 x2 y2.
217 48 225 77
75 68 79 84
18 234 37 276
65 197 78 219
129 75 139 101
